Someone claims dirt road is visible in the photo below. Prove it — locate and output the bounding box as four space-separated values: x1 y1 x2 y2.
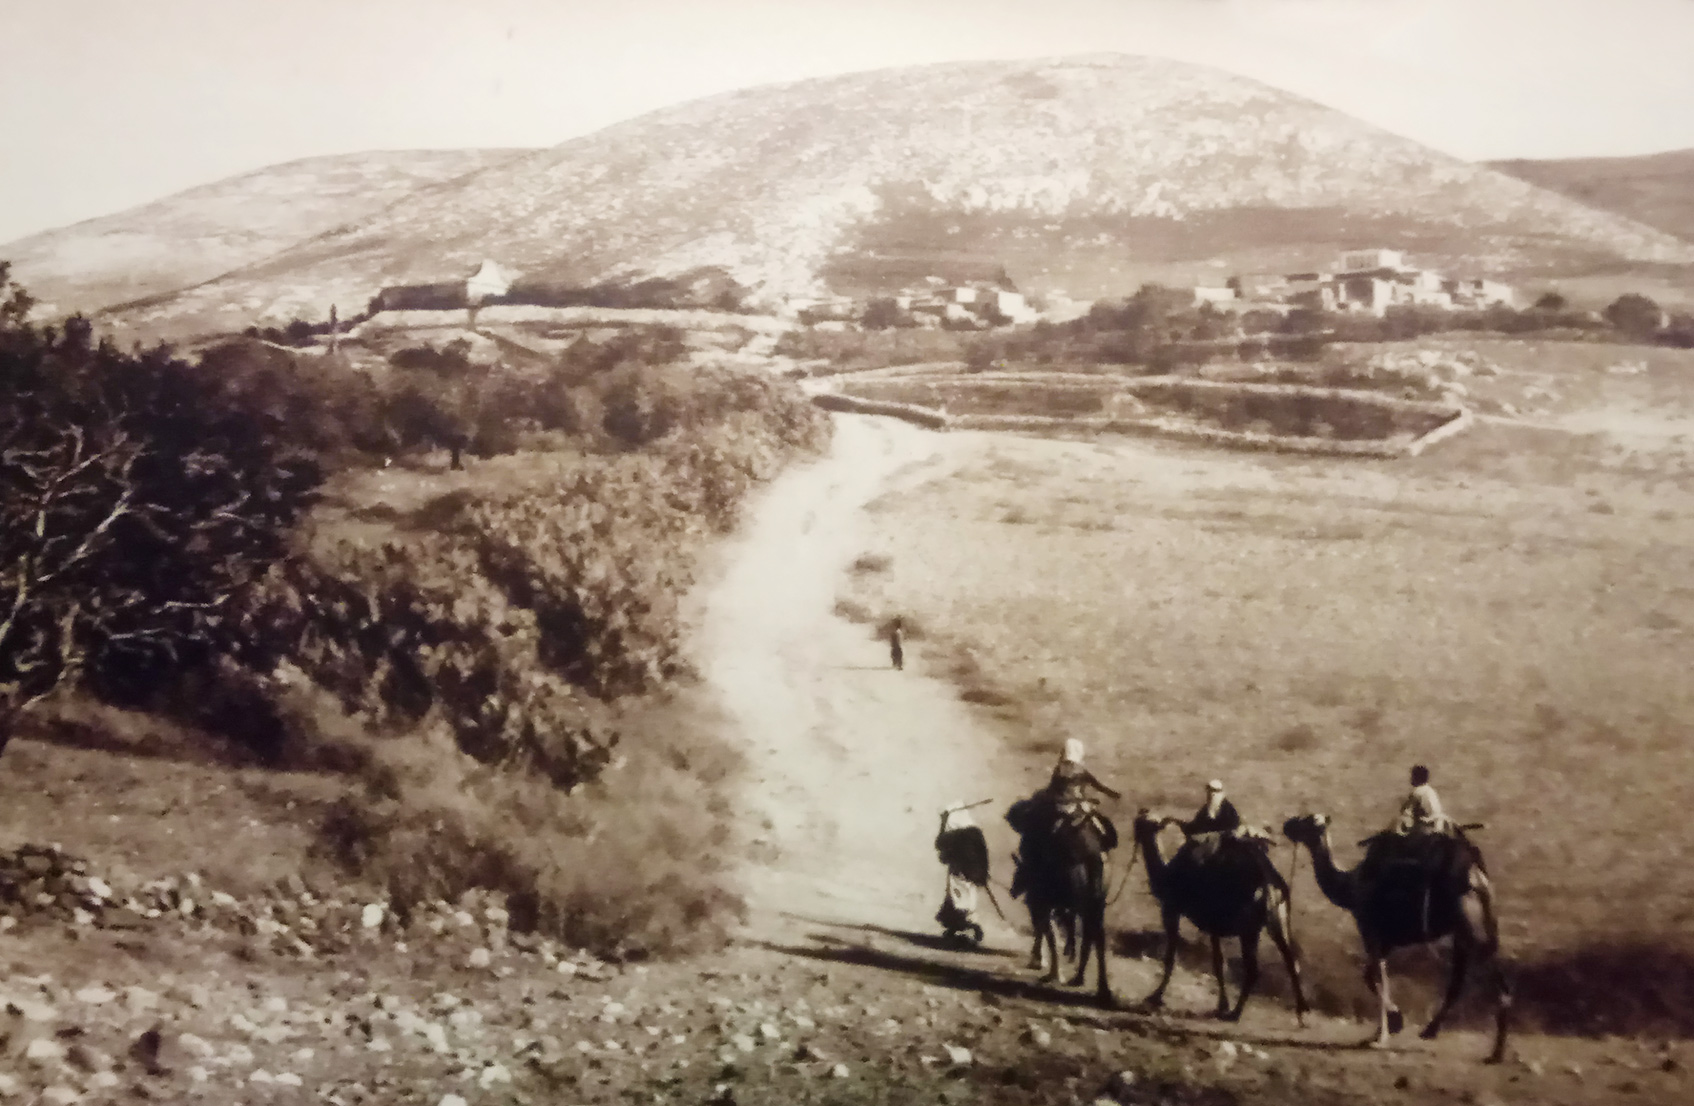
696 413 1024 943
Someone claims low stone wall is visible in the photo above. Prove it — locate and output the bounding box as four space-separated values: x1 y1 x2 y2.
809 391 951 429
826 369 1475 456
354 304 790 336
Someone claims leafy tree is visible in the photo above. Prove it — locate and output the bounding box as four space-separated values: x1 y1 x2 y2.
1533 291 1568 312
0 263 322 755
861 298 902 331
1605 293 1664 340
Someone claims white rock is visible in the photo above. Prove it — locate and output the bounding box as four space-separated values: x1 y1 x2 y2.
758 1022 781 1041
439 1097 469 1106
264 996 289 1014
731 1033 756 1053
830 1062 850 1079
88 1073 120 1091
556 961 578 977
224 1043 255 1065
123 986 160 1013
477 1064 513 1088
943 1044 972 1066
26 1037 67 1064
424 1024 450 1053
467 948 492 969
41 1088 80 1106
0 1073 19 1098
178 1034 214 1059
249 1070 275 1085
188 1066 210 1083
361 903 385 929
86 878 112 901
10 998 56 1021
274 1073 303 1087
292 1048 316 1063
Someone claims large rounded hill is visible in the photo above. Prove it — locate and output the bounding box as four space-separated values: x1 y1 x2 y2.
67 54 1694 335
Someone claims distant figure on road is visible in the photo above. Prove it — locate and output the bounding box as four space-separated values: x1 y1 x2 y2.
889 617 904 671
1182 779 1242 838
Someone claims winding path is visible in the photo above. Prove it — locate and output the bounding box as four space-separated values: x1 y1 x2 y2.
694 414 1018 943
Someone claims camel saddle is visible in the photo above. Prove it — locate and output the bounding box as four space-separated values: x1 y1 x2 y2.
1359 828 1486 891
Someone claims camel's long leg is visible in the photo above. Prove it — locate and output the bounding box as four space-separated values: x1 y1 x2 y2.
1264 900 1309 1026
1487 958 1513 1064
1209 935 1230 1017
1225 930 1261 1022
1422 942 1469 1040
1144 906 1181 1009
1091 892 1113 1006
1370 957 1396 1047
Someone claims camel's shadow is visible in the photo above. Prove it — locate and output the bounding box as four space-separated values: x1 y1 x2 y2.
763 931 1117 1012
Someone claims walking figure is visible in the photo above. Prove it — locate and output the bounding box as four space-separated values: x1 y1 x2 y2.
889 617 904 671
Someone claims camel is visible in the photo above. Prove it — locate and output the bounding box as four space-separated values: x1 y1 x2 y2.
1281 813 1510 1063
1007 796 1113 1005
1132 811 1309 1024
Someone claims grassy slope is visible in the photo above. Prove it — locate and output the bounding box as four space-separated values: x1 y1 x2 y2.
1490 150 1694 246
848 338 1694 1035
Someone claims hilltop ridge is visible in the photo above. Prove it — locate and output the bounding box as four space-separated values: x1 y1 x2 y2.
9 55 1694 340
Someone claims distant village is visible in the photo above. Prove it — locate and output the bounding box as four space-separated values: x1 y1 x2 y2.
371 248 1517 332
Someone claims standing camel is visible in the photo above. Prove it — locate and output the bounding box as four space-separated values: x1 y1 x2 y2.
1008 797 1113 1005
1132 811 1309 1024
1006 796 1073 977
1281 814 1510 1063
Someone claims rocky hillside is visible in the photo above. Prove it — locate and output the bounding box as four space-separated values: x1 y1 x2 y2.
22 54 1694 340
1489 148 1694 246
1 149 529 317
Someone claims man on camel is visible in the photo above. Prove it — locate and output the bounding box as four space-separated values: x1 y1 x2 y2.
1182 779 1242 838
1008 738 1120 898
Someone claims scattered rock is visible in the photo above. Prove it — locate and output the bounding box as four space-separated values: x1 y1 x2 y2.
1022 1024 1053 1048
467 948 493 970
26 1036 68 1065
361 903 385 929
830 1062 850 1079
130 1025 168 1075
942 1044 972 1067
40 1087 80 1106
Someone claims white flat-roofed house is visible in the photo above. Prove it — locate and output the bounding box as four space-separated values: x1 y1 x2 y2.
991 289 1038 323
465 260 516 305
1446 278 1516 309
1193 285 1239 307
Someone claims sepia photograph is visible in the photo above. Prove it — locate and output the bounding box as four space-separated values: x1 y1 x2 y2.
4 1 1694 1102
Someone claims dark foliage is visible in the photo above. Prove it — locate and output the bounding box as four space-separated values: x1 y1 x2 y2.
0 263 323 752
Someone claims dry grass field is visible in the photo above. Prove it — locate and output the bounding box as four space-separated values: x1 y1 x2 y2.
841 338 1694 1037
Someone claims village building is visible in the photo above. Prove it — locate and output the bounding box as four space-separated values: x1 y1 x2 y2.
465 260 516 304
1227 250 1514 318
373 259 521 313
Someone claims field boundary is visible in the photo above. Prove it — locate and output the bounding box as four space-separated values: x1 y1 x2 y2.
816 370 1475 456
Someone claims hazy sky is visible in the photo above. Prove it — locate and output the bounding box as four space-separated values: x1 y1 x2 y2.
4 0 1694 244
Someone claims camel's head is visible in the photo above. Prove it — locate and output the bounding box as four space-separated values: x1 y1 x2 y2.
1132 808 1173 838
1281 812 1330 846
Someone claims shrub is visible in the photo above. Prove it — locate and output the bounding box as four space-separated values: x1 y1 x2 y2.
0 265 322 754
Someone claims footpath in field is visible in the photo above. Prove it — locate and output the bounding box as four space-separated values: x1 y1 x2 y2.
695 413 1026 946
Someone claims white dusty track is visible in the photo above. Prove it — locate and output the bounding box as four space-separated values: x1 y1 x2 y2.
695 415 1019 943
